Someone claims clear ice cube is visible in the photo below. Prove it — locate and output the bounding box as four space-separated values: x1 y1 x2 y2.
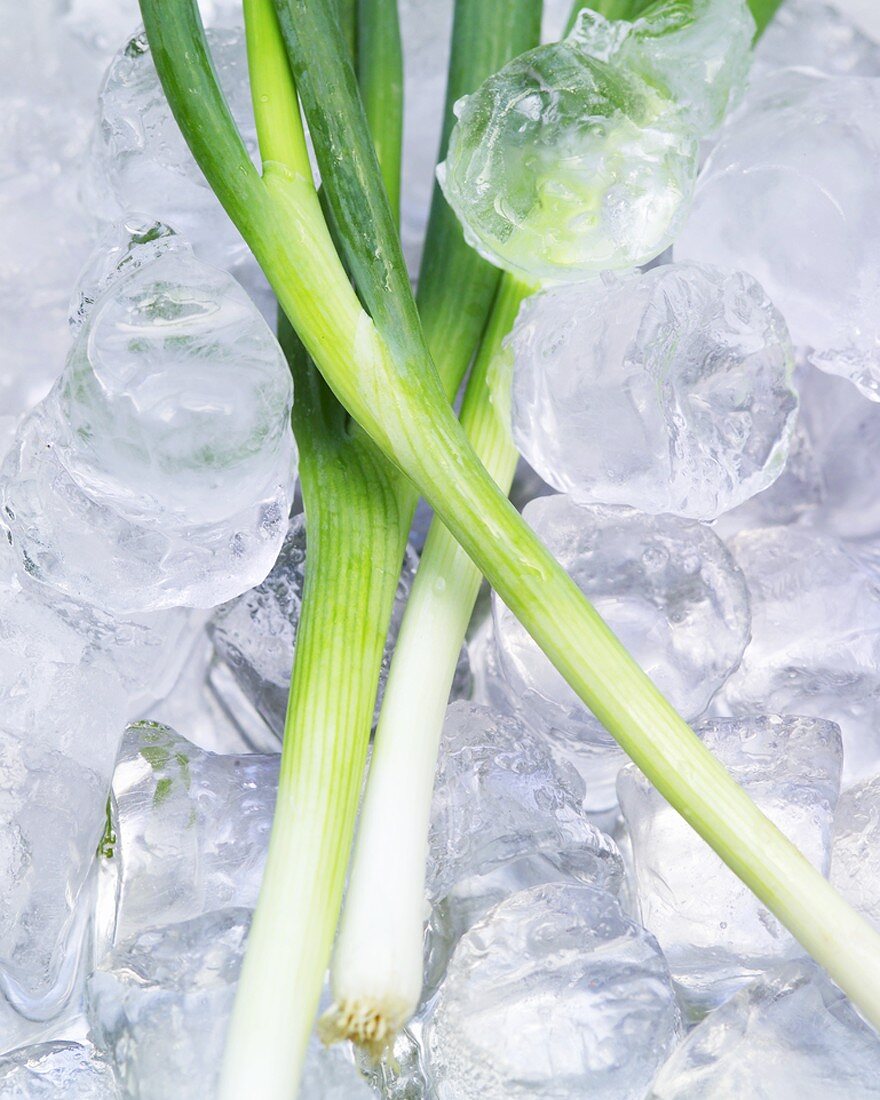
438 37 698 280
831 775 880 932
425 701 624 989
423 882 681 1100
721 526 880 783
99 722 278 952
676 70 880 400
86 28 258 278
618 715 842 1011
752 0 880 83
490 496 750 810
510 263 797 520
570 0 755 135
1 232 296 615
650 960 880 1098
0 1040 121 1099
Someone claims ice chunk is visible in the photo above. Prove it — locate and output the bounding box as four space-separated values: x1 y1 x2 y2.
650 960 880 1098
208 516 457 742
796 364 880 541
99 722 278 952
753 0 880 83
87 908 250 1099
0 1040 121 1099
87 909 370 1100
570 0 755 134
423 883 681 1100
438 38 697 280
87 28 258 277
510 263 797 520
831 775 880 931
676 71 880 400
490 496 750 810
425 702 624 988
721 526 880 783
1 234 296 615
618 715 842 1011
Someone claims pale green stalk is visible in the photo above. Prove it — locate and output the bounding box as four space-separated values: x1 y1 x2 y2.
323 273 533 1050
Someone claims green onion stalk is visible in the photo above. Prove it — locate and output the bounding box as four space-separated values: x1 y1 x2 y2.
139 0 880 1095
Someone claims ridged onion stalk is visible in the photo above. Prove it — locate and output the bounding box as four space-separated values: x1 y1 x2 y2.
140 0 880 1092
320 271 535 1054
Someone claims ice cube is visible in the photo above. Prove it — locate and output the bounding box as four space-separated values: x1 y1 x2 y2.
423 882 681 1100
675 70 880 401
87 908 251 1099
1 232 296 615
87 909 370 1099
86 28 258 278
99 722 278 952
831 775 880 932
510 263 797 520
208 516 451 742
570 0 755 134
490 496 750 810
0 1040 121 1099
721 526 880 783
649 960 880 1098
425 701 624 989
752 0 880 83
438 37 698 280
618 715 842 1011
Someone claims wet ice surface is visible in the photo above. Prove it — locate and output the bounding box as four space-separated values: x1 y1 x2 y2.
721 526 880 783
489 495 749 810
752 0 880 81
570 0 755 134
676 70 880 400
424 882 681 1100
438 37 698 280
831 775 880 931
424 702 624 989
0 1040 121 1099
87 28 258 281
619 716 842 1012
100 722 278 952
87 908 370 1100
649 960 880 1098
510 263 797 520
1 229 296 616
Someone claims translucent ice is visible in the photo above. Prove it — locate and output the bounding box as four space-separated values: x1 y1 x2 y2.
650 960 880 1099
100 722 278 951
721 526 880 783
87 28 258 278
676 71 880 400
88 909 370 1100
88 908 251 1099
423 883 681 1100
752 0 880 83
425 702 624 986
1 234 296 615
831 775 880 932
438 38 697 280
490 496 749 810
510 263 797 520
208 515 445 742
0 1040 121 1099
619 715 842 1011
570 0 755 134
